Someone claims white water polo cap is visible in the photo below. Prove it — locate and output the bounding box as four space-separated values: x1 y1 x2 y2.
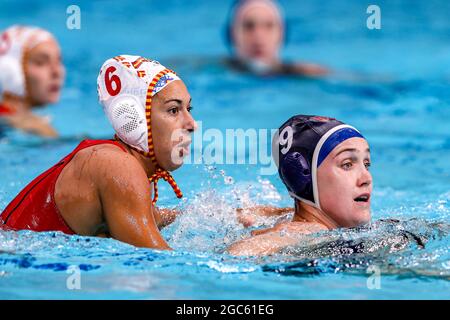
0 25 55 98
97 55 183 204
97 55 180 154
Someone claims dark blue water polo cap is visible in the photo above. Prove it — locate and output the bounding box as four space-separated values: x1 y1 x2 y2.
272 115 365 209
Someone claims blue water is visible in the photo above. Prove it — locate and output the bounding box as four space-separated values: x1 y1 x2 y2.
0 0 449 299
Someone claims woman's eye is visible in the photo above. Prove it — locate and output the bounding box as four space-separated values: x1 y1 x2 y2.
243 20 256 31
265 21 275 30
187 106 193 113
365 162 371 169
342 162 352 170
168 107 179 115
31 59 46 66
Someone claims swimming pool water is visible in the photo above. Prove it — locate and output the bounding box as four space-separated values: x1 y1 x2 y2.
0 0 449 299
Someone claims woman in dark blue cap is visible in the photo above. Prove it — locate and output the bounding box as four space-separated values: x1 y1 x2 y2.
229 115 372 256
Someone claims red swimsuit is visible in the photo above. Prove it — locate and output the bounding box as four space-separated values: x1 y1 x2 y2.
0 104 14 116
0 139 127 234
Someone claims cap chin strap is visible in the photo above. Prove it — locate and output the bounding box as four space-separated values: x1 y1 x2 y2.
289 191 340 228
114 134 183 205
288 191 319 209
148 167 182 204
115 67 183 205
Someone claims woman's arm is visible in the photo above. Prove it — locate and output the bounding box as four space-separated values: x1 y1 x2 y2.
5 112 58 137
236 206 293 227
227 231 299 256
227 222 327 256
95 150 170 250
290 62 329 76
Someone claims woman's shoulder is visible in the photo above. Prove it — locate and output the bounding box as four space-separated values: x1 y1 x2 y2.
251 221 326 237
73 142 144 179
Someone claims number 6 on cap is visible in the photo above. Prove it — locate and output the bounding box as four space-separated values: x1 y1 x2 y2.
105 66 121 96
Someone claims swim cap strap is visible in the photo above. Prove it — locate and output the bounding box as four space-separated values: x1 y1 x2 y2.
144 68 184 204
114 134 184 205
149 168 183 205
145 68 175 164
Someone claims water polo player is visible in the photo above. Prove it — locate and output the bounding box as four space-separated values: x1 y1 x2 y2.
0 55 196 249
0 25 65 137
225 0 328 76
229 115 372 256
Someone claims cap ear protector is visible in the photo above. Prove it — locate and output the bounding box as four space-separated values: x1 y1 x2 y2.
224 0 288 54
107 94 147 149
279 150 313 202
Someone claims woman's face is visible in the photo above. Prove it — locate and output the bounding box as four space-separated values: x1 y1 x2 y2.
151 80 197 171
317 137 372 227
232 3 283 65
25 39 65 106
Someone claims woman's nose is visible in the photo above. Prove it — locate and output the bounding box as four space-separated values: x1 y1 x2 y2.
51 61 64 79
357 165 372 187
254 24 268 40
184 110 197 133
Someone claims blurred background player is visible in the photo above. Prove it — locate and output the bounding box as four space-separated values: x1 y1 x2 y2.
225 0 328 76
0 25 65 137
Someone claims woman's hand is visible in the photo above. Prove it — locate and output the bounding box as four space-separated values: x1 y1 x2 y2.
153 207 181 229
